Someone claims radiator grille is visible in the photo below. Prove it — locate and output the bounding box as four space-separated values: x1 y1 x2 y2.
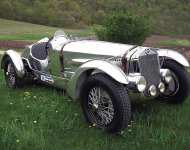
138 53 160 88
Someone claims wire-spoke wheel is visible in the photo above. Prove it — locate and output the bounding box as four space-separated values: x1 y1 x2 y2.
88 87 114 126
6 63 16 87
4 57 23 88
80 73 131 133
158 60 190 103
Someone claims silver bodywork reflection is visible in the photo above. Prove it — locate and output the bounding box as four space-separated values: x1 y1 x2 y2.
67 60 129 99
1 30 189 100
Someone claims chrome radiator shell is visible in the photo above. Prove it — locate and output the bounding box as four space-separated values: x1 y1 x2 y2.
138 49 161 94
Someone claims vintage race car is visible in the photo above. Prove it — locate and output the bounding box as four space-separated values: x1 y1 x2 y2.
1 30 190 133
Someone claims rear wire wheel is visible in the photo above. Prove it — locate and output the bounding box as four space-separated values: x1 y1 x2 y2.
4 57 24 88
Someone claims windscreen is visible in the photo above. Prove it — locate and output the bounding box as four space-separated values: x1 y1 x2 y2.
54 30 67 38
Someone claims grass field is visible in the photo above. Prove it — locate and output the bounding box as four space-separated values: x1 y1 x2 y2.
0 19 94 41
0 19 190 150
0 69 190 150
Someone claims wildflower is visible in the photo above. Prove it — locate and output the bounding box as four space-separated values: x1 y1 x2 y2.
92 123 96 127
9 102 13 105
16 139 20 143
55 110 58 113
128 129 132 132
74 113 78 117
33 96 37 99
24 91 31 97
26 105 30 108
33 120 37 124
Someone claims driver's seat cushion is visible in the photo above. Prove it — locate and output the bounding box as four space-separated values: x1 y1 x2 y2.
31 42 48 60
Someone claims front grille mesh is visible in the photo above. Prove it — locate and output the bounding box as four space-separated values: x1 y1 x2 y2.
138 53 160 88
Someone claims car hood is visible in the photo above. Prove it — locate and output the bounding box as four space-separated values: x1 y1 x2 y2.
62 40 135 57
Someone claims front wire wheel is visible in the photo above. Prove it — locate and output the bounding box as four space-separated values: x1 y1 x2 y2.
88 87 114 126
158 60 190 103
161 71 180 97
80 74 131 133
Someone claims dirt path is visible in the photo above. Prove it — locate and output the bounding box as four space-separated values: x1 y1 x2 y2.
0 41 32 49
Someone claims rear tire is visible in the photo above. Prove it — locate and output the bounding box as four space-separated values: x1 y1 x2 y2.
4 57 24 88
80 74 131 133
158 60 190 104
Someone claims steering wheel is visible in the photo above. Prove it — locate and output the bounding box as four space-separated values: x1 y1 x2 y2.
45 36 53 50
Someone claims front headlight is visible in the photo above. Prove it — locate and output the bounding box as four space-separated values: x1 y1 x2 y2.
136 76 147 92
127 74 147 92
158 82 165 93
161 69 172 83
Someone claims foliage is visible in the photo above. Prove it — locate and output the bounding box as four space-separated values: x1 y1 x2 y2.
0 0 189 35
94 12 150 45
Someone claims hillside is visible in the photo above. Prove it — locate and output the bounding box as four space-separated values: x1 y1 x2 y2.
0 0 189 35
0 18 93 41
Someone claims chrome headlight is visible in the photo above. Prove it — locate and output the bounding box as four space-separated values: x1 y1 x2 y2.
127 74 147 92
149 85 157 96
158 82 165 93
136 76 147 92
161 69 172 83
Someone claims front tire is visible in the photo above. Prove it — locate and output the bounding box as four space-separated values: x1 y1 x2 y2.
4 57 24 88
80 74 131 133
159 60 190 103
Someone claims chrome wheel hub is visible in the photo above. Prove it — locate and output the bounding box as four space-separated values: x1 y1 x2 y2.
162 71 179 96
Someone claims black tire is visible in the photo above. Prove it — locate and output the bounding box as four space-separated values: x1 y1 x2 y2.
159 59 190 103
3 57 24 88
80 73 131 133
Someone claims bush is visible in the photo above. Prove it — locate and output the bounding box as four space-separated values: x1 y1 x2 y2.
94 12 151 45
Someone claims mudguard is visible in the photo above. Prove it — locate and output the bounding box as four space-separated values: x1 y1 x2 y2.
1 50 25 77
158 49 190 67
67 60 129 99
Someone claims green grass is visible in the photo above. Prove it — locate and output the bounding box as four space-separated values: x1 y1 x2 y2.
159 39 190 47
0 18 190 150
0 68 190 150
0 19 94 41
